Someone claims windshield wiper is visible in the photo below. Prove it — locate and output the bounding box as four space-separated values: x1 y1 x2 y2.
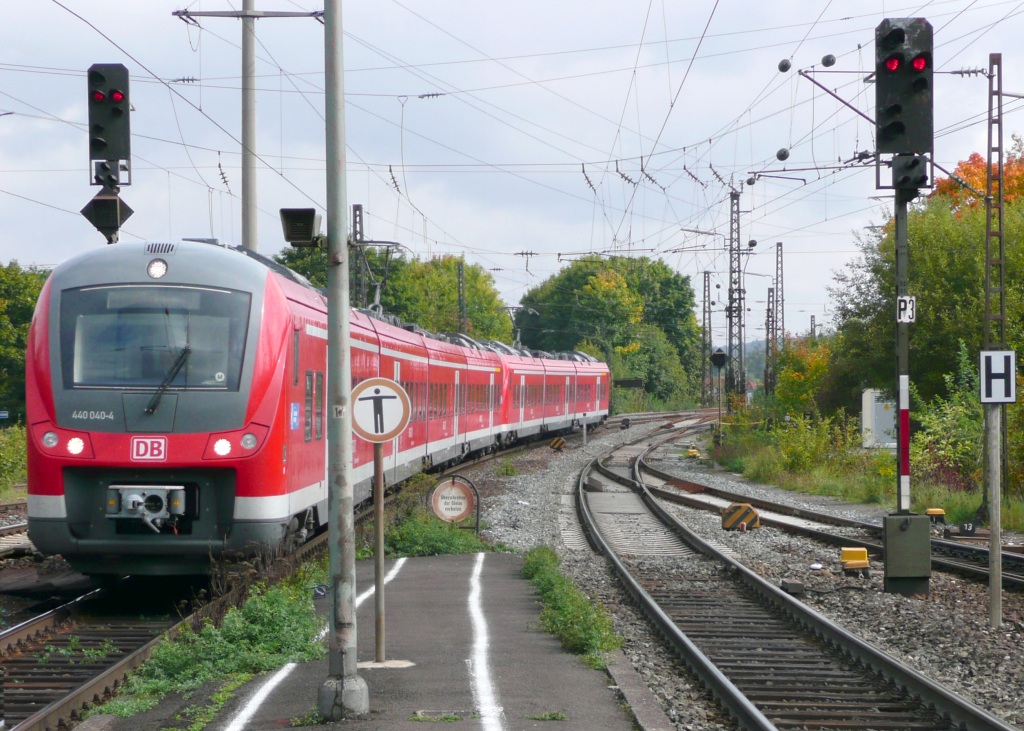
145 345 191 414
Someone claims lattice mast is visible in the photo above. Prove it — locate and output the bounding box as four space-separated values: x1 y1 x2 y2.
726 191 744 395
702 271 713 407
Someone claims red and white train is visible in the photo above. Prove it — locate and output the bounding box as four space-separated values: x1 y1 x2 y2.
26 240 609 576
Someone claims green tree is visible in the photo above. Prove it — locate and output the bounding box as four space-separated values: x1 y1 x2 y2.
613 324 690 406
775 338 831 418
519 256 699 365
825 175 1024 411
274 245 329 288
273 247 509 341
909 341 983 491
385 256 512 340
518 255 700 405
0 262 49 422
273 244 407 309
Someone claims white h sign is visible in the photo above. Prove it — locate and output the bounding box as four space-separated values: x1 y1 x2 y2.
980 350 1017 404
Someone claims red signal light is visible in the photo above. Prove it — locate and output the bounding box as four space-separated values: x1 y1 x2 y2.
911 55 928 72
91 90 106 103
885 55 901 72
110 89 125 103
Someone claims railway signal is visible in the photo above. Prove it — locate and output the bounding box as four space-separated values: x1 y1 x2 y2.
80 188 133 244
891 153 929 190
87 63 131 166
875 18 933 155
83 63 133 242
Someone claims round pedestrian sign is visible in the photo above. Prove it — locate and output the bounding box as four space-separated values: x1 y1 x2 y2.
351 377 411 442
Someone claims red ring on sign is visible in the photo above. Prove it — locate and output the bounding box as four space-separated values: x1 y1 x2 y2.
431 478 476 523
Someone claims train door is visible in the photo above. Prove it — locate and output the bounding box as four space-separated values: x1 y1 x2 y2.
454 370 461 442
391 360 401 475
489 372 495 430
564 376 570 417
518 374 525 428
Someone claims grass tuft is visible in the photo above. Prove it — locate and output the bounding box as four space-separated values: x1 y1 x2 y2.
90 560 328 721
522 546 620 668
385 511 493 557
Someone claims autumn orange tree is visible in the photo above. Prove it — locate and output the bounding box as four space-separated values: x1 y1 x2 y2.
931 134 1024 212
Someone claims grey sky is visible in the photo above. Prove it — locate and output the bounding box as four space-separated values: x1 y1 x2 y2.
1 1 1020 342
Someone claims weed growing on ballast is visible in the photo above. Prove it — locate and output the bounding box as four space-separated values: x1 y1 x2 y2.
86 559 328 723
522 546 621 669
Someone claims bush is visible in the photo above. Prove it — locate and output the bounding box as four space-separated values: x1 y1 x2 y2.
522 547 620 668
385 511 491 557
0 426 26 497
98 564 328 717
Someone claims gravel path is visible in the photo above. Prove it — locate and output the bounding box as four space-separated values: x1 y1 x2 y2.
467 423 1024 731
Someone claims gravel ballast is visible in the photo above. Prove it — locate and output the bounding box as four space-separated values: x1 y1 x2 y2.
468 423 1024 731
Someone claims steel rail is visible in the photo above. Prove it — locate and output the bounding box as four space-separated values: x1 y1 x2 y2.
638 457 1024 589
596 437 1018 731
576 456 776 731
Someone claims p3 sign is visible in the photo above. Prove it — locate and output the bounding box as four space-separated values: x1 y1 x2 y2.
896 296 916 323
131 436 168 461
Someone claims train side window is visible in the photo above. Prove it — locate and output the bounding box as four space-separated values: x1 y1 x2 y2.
315 372 324 440
304 371 313 442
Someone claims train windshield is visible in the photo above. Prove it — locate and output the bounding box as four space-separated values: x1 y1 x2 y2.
60 285 251 391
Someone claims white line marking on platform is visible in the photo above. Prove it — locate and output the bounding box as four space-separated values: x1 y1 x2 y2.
469 552 505 731
226 557 408 730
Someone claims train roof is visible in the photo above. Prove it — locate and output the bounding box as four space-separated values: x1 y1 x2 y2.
48 240 317 296
54 241 606 368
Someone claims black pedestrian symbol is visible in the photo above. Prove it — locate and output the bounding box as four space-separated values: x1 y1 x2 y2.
358 387 397 433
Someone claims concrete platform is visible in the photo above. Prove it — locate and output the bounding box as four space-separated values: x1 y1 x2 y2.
80 552 671 730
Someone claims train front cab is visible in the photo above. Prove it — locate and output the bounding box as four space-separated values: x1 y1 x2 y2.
26 242 316 575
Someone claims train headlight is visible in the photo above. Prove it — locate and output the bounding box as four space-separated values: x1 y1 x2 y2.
203 423 268 460
32 423 95 458
147 259 168 279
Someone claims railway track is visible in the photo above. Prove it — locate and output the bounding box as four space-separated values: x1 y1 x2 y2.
0 420 599 731
0 526 332 731
577 428 1016 731
637 447 1024 590
0 588 178 728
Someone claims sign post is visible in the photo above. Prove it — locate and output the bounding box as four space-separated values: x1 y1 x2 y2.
351 377 411 663
980 350 1016 628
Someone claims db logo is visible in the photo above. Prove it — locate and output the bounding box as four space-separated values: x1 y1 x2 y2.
131 436 168 461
